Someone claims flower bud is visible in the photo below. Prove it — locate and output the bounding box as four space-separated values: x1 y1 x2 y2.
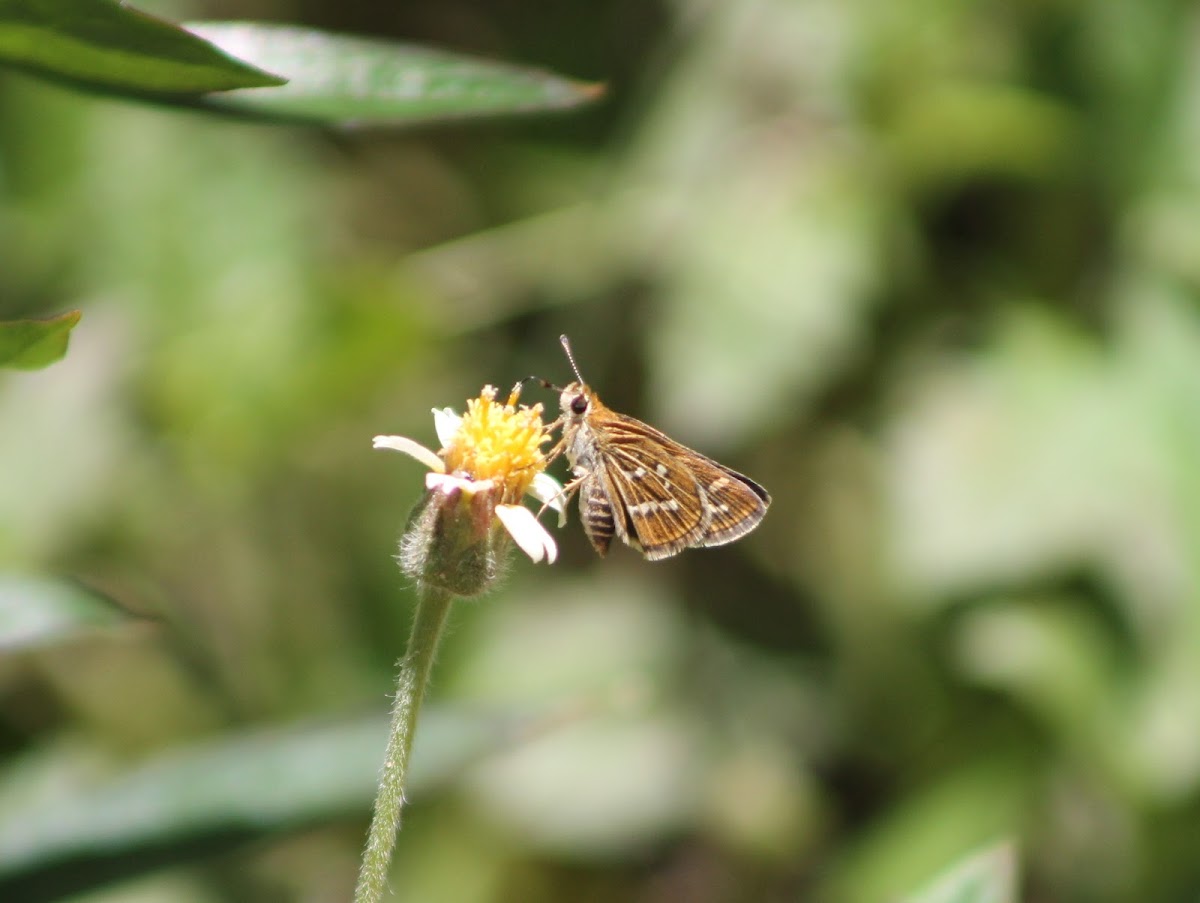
398 474 512 596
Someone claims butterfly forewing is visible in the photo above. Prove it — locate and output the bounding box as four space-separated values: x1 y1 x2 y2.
573 397 768 559
606 426 769 555
691 459 770 548
595 415 710 558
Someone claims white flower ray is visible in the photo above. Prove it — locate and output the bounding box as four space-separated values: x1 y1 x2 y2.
373 435 445 473
432 407 462 448
495 504 558 564
529 472 568 526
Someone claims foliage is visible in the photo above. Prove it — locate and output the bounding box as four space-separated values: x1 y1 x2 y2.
902 844 1017 903
0 0 281 94
0 311 79 369
0 0 597 123
2 0 1199 901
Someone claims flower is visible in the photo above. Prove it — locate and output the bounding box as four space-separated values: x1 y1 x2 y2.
374 385 563 571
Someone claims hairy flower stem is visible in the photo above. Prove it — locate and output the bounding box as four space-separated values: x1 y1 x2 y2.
353 586 455 903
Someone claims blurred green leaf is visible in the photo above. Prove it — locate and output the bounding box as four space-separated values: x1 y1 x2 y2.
828 761 1029 903
887 82 1076 190
0 575 125 651
610 1 885 446
184 22 605 125
886 306 1125 603
0 705 578 882
901 843 1019 903
0 0 284 94
0 310 80 369
955 598 1120 749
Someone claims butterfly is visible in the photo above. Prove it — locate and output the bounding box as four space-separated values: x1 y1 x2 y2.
547 336 770 560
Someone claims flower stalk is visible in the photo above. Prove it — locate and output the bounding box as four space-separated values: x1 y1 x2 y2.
352 585 453 903
354 385 562 902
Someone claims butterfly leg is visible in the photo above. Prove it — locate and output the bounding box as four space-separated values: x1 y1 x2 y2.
535 472 584 525
542 427 568 466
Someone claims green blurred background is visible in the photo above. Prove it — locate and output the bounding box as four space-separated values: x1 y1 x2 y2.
4 0 1200 900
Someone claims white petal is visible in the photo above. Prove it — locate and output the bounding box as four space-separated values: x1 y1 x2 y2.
432 407 462 448
527 472 569 527
495 504 558 564
426 472 494 496
373 435 445 472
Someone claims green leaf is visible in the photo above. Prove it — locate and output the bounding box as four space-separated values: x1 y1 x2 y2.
0 310 81 369
0 576 127 652
0 705 574 883
185 22 605 125
0 0 284 94
902 843 1019 903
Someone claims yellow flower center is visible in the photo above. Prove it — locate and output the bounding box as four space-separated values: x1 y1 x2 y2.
442 385 550 503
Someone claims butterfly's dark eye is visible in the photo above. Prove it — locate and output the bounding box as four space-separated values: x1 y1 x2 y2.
570 394 589 415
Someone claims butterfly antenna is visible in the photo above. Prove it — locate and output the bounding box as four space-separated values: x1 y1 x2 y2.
560 334 585 383
516 374 562 393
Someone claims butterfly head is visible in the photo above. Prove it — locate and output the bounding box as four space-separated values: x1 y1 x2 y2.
559 381 593 425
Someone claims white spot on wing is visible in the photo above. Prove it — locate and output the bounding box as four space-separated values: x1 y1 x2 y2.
627 499 683 516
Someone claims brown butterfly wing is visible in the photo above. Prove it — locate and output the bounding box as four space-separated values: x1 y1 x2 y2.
591 410 730 560
690 458 771 548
